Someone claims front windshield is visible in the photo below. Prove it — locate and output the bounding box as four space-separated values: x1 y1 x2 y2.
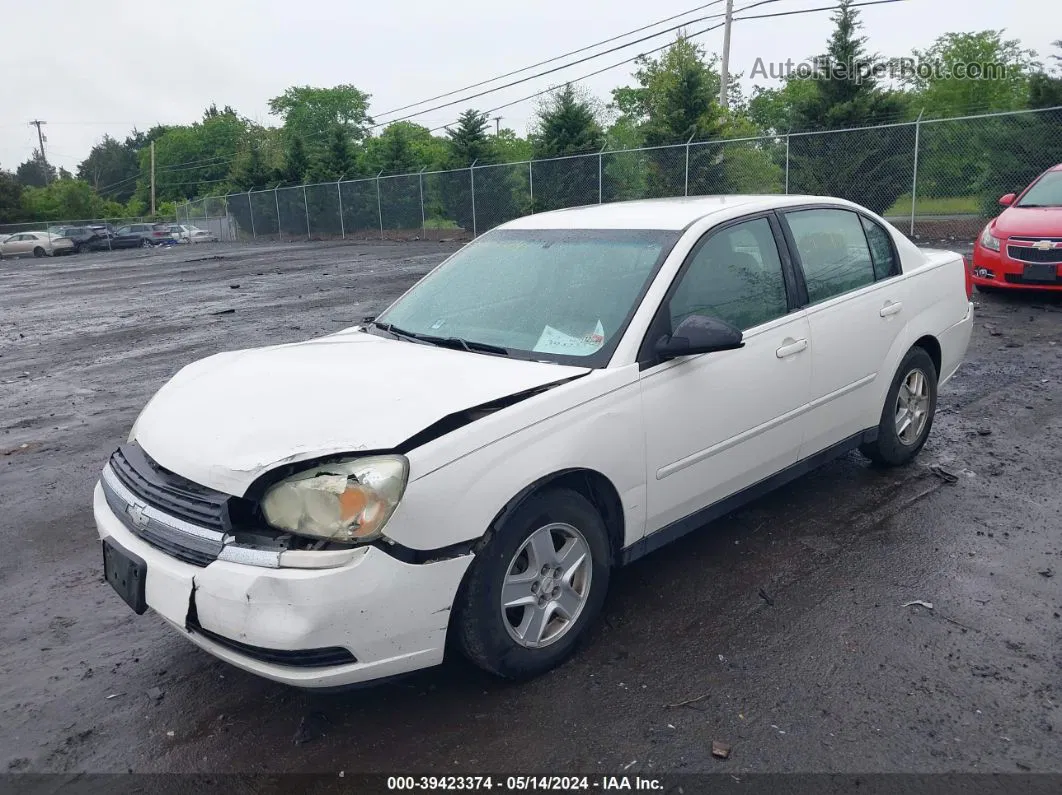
375 229 678 366
1018 171 1062 207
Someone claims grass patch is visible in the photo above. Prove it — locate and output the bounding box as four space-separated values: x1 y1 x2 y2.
884 194 980 217
423 218 461 230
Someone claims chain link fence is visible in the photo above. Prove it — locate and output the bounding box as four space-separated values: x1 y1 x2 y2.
178 106 1062 246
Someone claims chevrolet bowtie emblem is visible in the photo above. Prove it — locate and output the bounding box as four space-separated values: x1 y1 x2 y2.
1033 240 1057 251
127 501 149 528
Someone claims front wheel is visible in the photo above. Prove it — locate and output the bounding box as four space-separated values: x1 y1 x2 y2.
33 246 45 258
453 488 611 680
861 346 938 467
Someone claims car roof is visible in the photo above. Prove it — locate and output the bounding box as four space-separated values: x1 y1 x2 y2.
498 195 866 231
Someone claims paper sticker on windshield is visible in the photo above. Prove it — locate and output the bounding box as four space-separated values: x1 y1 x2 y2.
532 320 605 356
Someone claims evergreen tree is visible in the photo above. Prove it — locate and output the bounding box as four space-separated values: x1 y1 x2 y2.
447 110 493 167
786 0 911 213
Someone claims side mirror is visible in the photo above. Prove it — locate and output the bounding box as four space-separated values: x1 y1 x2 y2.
655 315 744 360
998 193 1016 207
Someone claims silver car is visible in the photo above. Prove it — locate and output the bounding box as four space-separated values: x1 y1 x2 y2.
0 231 74 258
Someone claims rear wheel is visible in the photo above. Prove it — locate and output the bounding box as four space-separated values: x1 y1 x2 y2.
454 488 611 680
141 238 153 248
33 246 45 258
860 346 938 467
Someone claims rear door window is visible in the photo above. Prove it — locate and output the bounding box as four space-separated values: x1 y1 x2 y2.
783 209 876 304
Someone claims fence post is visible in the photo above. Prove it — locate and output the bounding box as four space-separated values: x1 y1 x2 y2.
302 185 311 241
376 171 384 239
528 160 534 214
418 167 426 236
910 109 924 237
684 133 696 197
598 144 606 204
784 135 790 195
336 178 345 240
247 188 256 241
469 159 478 237
274 186 282 242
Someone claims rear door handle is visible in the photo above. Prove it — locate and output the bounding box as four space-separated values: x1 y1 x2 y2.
880 301 903 317
776 337 808 358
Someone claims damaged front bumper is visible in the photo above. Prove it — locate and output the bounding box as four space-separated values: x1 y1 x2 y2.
93 483 472 688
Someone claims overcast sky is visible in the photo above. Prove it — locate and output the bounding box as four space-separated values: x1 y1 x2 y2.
2 0 1058 173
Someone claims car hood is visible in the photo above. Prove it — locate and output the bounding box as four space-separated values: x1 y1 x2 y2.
132 329 589 496
991 205 1062 238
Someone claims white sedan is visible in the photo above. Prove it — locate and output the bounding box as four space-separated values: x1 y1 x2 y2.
93 195 974 688
0 231 74 258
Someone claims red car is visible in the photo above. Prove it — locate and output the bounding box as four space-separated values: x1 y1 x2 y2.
971 163 1062 292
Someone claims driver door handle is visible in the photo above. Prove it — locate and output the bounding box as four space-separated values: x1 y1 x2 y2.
776 337 808 358
880 300 903 317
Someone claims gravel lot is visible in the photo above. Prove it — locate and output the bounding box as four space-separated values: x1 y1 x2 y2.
1 241 1060 780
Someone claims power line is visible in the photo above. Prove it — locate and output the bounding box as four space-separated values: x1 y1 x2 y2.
428 0 910 134
369 0 798 131
373 1 728 120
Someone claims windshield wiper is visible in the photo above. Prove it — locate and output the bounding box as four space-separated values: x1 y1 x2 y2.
432 336 510 356
370 321 424 343
371 322 509 356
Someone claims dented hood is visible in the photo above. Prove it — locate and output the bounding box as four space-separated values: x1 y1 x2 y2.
132 329 588 495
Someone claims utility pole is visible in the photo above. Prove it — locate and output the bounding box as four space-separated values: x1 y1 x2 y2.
150 140 156 216
718 0 734 109
28 120 49 183
493 116 502 135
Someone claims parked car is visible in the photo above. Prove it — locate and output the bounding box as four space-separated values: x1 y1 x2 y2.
53 226 111 253
168 224 218 243
94 195 974 689
0 231 75 258
972 163 1062 291
114 223 178 248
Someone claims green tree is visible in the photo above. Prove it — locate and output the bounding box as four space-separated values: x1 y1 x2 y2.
975 54 1062 214
19 178 122 221
903 31 1038 116
446 109 493 168
532 84 604 157
280 135 310 185
77 134 141 202
786 0 911 214
268 85 372 157
530 84 604 211
0 168 24 223
611 36 729 198
746 78 819 133
16 149 56 187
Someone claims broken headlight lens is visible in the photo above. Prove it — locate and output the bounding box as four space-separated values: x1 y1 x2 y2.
260 455 409 544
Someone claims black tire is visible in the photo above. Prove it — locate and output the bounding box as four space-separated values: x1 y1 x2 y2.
33 246 45 258
454 488 611 680
141 238 153 248
860 346 938 467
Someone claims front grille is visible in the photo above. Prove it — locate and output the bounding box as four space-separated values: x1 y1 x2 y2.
1007 246 1062 264
187 615 357 668
1004 272 1062 286
110 443 229 532
101 464 226 567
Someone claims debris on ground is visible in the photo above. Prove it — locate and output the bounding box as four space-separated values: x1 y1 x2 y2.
758 587 774 606
930 465 959 484
665 693 710 709
976 427 992 436
105 693 124 700
292 712 330 745
903 600 934 610
1038 569 1054 579
147 687 164 701
711 740 732 759
984 323 1003 337
210 308 236 315
229 284 240 289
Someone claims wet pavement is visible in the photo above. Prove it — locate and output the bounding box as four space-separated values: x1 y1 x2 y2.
1 241 1060 776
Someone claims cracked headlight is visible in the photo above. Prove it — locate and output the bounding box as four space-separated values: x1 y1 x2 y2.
260 455 408 544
